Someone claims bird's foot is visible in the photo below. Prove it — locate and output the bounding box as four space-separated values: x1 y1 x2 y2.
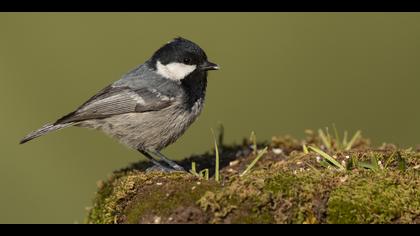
145 165 178 173
165 161 185 172
151 151 186 172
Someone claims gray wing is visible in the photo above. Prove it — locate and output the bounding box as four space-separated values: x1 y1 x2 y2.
54 85 173 124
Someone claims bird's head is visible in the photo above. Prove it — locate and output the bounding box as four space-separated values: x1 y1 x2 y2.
150 37 219 81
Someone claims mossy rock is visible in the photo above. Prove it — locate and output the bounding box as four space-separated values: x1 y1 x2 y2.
86 132 420 224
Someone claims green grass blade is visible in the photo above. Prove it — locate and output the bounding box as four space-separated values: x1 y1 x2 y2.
325 127 332 146
211 129 220 182
240 147 268 177
358 161 378 172
319 160 331 168
345 130 361 151
343 131 348 148
371 155 380 171
199 169 209 180
250 131 257 155
302 143 309 154
309 146 346 171
318 129 332 150
332 124 341 150
189 162 199 177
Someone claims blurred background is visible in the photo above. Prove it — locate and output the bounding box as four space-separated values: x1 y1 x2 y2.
1 13 419 223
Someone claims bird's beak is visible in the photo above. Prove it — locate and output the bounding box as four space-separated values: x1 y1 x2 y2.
200 61 220 71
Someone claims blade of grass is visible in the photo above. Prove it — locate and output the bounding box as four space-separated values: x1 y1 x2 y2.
319 160 331 168
302 143 309 154
199 169 209 180
325 127 332 147
318 129 332 150
189 162 199 177
345 130 361 151
240 147 268 177
370 155 380 172
358 161 378 172
343 131 348 148
211 129 220 183
332 124 341 150
250 131 257 155
309 146 346 171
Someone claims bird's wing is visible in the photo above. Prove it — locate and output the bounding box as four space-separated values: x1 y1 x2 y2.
54 85 174 124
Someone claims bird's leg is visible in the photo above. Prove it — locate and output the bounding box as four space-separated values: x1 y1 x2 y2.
138 149 173 173
150 150 186 172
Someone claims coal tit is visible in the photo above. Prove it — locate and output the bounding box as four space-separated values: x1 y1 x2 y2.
20 37 219 172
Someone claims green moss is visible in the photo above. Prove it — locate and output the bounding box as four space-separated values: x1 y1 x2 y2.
263 171 340 224
229 204 274 224
86 170 220 224
124 175 219 224
327 171 420 224
198 171 329 223
86 172 151 224
86 132 420 224
196 168 419 224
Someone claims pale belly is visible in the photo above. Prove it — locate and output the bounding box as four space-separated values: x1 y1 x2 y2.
77 101 203 151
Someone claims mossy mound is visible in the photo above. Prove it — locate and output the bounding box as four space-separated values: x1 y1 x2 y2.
86 131 420 224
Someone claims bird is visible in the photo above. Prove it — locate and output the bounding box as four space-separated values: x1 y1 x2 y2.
20 37 219 172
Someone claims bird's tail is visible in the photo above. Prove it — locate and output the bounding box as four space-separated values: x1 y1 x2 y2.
19 123 73 144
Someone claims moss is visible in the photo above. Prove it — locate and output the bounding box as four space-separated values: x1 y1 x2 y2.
86 131 420 224
123 174 219 224
327 171 420 224
85 173 123 224
197 173 276 223
85 170 220 224
265 172 324 223
86 172 152 224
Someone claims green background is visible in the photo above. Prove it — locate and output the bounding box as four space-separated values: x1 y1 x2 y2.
1 13 419 223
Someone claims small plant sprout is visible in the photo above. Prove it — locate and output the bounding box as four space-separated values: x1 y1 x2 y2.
358 160 379 172
318 129 332 150
343 131 348 147
302 143 309 154
345 130 361 151
240 146 268 177
308 146 346 171
318 125 362 151
190 162 199 176
211 128 220 183
190 126 223 182
199 169 209 180
250 131 257 155
190 162 210 180
332 124 341 150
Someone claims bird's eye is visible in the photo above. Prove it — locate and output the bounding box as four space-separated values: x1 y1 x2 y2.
183 58 191 64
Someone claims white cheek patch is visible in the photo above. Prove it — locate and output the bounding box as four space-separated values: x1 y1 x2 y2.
156 60 197 81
